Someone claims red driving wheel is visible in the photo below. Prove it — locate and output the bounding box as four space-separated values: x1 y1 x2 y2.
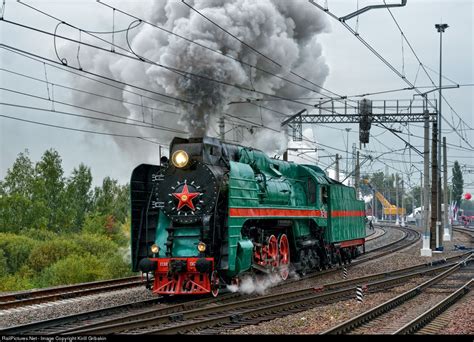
210 270 220 297
278 234 290 280
267 235 278 267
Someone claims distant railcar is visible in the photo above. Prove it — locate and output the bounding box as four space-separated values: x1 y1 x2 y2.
131 137 366 296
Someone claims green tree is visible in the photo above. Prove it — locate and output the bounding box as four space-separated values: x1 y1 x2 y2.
0 150 36 233
1 150 34 196
66 164 93 231
0 194 35 233
32 149 72 232
93 177 130 224
452 161 464 208
404 185 421 215
0 148 134 291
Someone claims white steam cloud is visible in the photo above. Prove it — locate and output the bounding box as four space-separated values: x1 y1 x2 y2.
226 273 283 295
227 269 301 295
66 0 329 156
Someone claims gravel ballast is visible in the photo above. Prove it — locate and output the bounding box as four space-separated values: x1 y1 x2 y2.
1 225 471 334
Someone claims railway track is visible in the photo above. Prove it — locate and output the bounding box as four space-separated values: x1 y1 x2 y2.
365 226 385 241
356 225 419 262
0 224 393 313
5 252 469 335
320 253 473 335
0 224 419 335
0 276 143 310
453 227 474 244
394 278 472 335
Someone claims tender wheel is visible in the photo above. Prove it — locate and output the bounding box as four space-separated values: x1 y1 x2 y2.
210 270 219 297
278 234 290 280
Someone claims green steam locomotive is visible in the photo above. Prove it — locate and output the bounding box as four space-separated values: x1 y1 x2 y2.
131 136 366 296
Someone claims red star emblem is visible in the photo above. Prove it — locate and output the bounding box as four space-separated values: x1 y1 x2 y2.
172 184 200 211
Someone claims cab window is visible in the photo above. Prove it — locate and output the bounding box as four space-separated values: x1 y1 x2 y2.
321 186 328 205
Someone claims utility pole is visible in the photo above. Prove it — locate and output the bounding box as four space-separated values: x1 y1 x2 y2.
401 177 405 227
395 173 400 226
420 171 423 228
355 151 360 198
345 128 351 183
352 143 357 187
372 191 376 221
443 137 451 241
384 165 389 221
435 23 448 251
431 121 439 250
421 109 432 256
335 153 340 181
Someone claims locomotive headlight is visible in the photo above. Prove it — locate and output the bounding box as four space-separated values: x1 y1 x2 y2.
197 242 207 253
151 244 159 254
172 150 189 168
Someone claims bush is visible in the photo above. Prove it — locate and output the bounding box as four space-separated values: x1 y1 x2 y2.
39 253 108 286
0 250 7 277
99 251 133 279
23 228 56 241
82 213 129 245
74 233 118 257
0 265 36 291
0 274 35 292
0 233 38 274
27 239 81 272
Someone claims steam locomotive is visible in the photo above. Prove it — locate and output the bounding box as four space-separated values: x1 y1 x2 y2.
131 136 366 296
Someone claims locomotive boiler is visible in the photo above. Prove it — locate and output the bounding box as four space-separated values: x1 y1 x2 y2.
131 136 366 296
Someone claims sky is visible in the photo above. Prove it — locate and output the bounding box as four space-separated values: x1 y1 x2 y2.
1 0 473 195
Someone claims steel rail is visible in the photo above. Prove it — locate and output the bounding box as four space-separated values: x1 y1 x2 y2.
393 278 473 334
61 256 466 335
4 253 468 335
0 276 143 310
0 224 418 334
320 253 473 335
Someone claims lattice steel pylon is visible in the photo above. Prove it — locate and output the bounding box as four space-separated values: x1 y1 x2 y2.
281 98 438 143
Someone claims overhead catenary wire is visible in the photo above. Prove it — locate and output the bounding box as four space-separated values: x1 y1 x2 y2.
0 99 187 135
0 114 168 145
2 47 440 177
0 44 282 139
5 0 472 184
309 0 473 150
5 45 468 179
0 46 182 111
382 1 473 137
0 67 183 118
2 16 324 109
